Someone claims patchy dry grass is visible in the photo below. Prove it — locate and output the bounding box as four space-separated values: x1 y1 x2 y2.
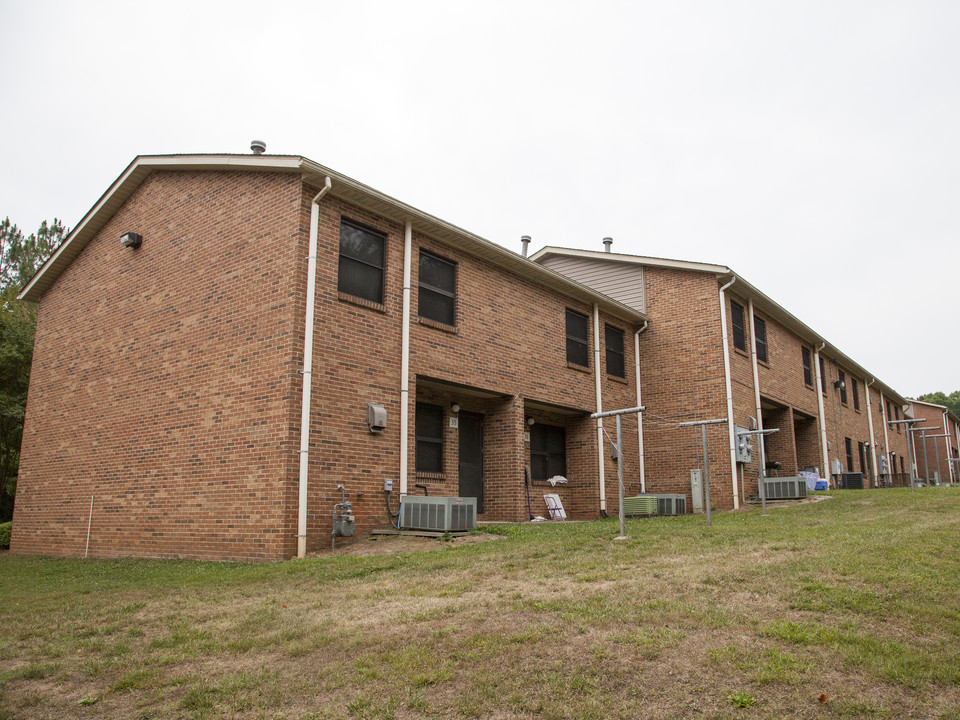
2 488 960 719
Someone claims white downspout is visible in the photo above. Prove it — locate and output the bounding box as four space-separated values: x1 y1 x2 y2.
880 392 891 480
634 322 648 492
399 221 413 495
865 378 877 486
593 304 606 512
297 176 332 559
943 409 952 482
718 277 739 509
813 342 830 482
747 299 764 498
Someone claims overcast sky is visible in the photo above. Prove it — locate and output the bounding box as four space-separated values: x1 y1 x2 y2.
2 1 957 398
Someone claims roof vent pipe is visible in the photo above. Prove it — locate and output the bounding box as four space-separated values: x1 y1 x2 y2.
521 235 531 257
250 140 266 155
603 237 613 253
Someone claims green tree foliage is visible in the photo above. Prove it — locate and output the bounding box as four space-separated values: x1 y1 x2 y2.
0 218 66 520
916 391 960 418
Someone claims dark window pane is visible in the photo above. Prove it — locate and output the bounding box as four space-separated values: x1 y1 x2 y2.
566 337 589 367
852 379 860 410
531 424 566 481
418 287 456 326
416 442 442 474
802 347 812 386
566 310 589 366
338 257 384 303
820 357 826 392
755 317 767 363
605 325 625 378
340 222 384 266
731 301 745 351
419 252 455 293
415 403 444 474
839 370 847 404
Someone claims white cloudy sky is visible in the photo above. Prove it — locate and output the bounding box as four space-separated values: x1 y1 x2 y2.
1 0 957 398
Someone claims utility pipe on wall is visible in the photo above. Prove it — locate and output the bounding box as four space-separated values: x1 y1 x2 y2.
297 176 333 559
944 409 954 482
593 304 606 512
399 221 413 496
747 299 765 499
717 277 739 509
634 322 649 492
813 342 830 483
880 392 891 483
865 378 877 486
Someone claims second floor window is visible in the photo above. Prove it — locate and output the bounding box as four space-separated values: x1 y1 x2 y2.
802 347 813 386
731 300 746 352
754 316 768 363
566 310 589 367
418 250 456 326
820 356 827 393
839 370 847 404
852 378 860 411
605 325 625 378
338 219 385 304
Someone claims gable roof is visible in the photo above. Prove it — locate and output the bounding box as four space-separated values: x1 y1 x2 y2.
530 246 912 411
19 155 646 326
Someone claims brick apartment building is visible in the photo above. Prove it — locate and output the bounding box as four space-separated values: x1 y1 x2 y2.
908 399 960 485
13 153 646 561
531 246 914 507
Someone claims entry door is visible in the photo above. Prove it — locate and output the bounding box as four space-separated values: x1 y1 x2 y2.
458 412 484 513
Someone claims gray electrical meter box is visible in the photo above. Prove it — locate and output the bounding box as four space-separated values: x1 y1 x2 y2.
734 425 753 464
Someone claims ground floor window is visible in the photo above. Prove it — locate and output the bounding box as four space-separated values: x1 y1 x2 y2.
531 424 566 481
415 402 444 473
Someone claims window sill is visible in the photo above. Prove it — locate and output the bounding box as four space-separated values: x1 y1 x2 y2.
607 374 628 385
757 358 770 368
418 317 458 334
734 348 749 359
566 362 591 373
338 292 386 313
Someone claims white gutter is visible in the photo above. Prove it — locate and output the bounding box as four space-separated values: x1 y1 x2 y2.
865 378 877 486
813 342 830 482
634 321 648 492
718 277 739 509
399 221 413 495
593 304 606 512
747 299 765 497
297 176 332 558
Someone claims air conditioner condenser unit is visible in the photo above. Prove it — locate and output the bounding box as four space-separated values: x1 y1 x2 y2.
400 496 477 532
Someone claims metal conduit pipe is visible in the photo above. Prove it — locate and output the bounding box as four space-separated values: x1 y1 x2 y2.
593 304 606 512
880 392 891 484
634 321 649 492
298 176 333 558
717 277 740 509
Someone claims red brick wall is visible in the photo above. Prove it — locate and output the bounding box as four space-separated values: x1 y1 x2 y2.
304 188 641 547
13 171 305 561
636 267 733 509
15 172 643 561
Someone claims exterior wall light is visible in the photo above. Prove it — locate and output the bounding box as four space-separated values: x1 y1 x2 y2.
833 380 845 389
526 416 535 426
120 232 142 249
451 403 460 414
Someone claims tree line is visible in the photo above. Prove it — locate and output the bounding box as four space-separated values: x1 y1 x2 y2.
0 218 66 521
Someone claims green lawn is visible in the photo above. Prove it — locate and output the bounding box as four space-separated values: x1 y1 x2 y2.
2 489 960 719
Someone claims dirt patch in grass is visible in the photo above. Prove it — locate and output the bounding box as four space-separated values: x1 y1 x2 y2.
314 531 504 557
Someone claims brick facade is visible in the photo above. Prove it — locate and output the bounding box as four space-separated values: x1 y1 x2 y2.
12 158 643 561
535 248 913 508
